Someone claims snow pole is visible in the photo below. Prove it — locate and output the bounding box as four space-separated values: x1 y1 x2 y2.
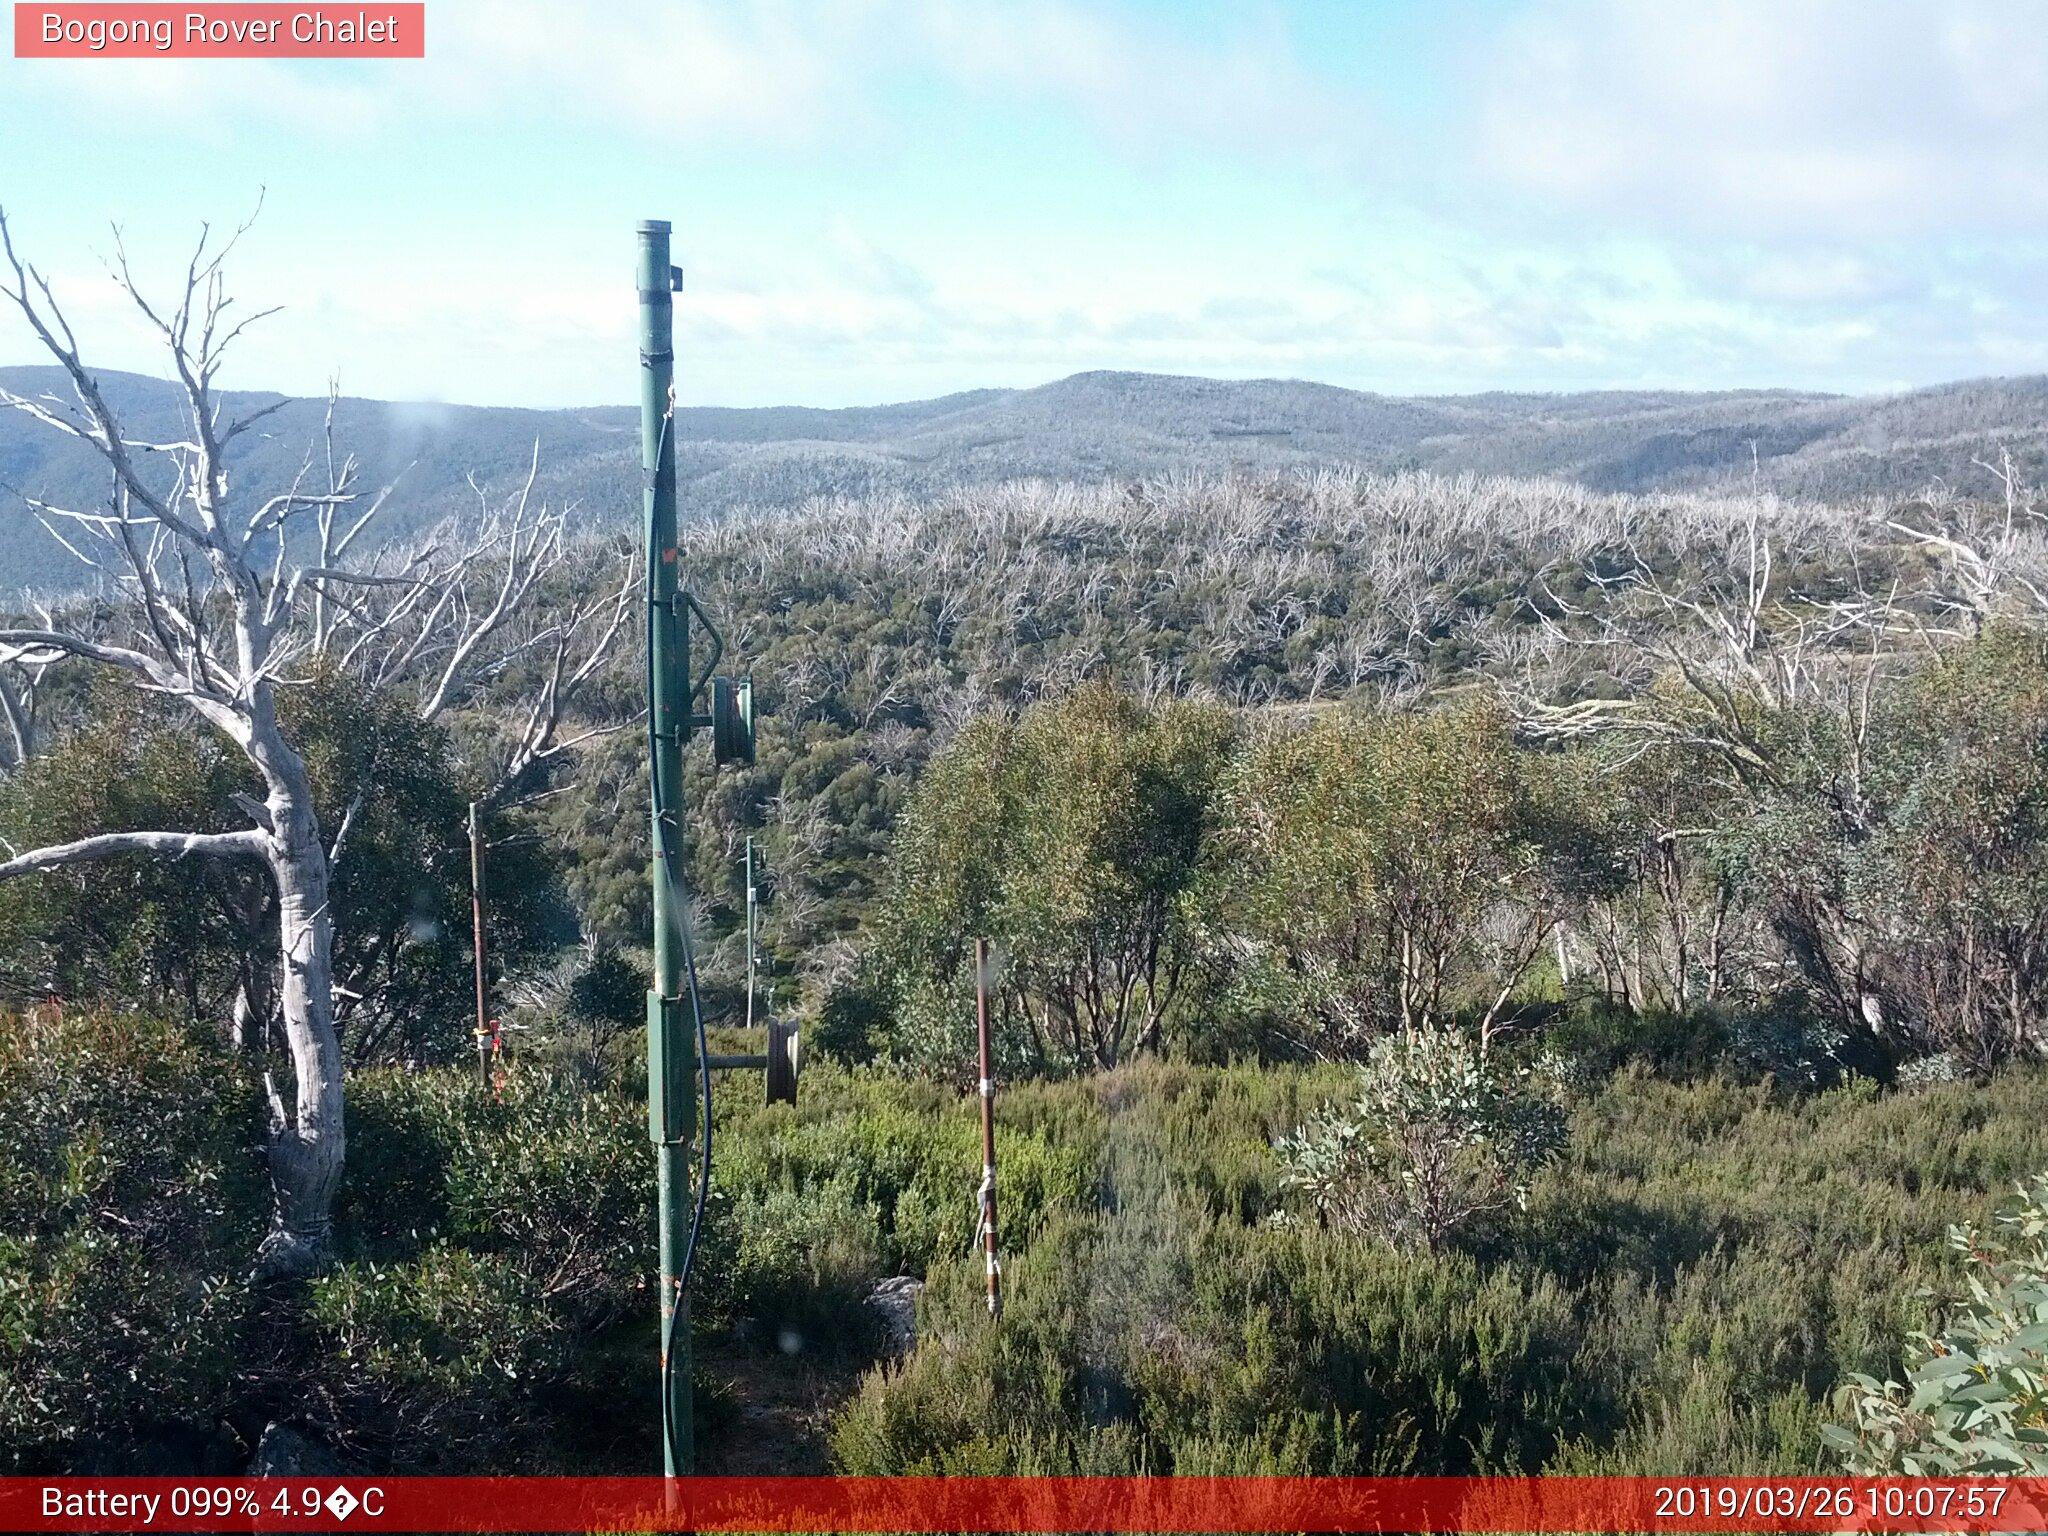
468 800 490 1089
975 937 1001 1321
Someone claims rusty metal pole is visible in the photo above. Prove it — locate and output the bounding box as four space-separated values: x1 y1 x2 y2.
975 938 1001 1320
468 800 490 1089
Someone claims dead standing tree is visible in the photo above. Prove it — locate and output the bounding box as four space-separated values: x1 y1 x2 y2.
1512 492 2048 1053
0 208 633 1276
0 646 49 768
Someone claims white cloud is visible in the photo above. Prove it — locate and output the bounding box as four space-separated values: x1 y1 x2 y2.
1684 248 1926 308
907 1 1368 166
420 0 874 144
10 1 2048 404
1469 0 2048 241
1 1 889 147
9 0 1361 169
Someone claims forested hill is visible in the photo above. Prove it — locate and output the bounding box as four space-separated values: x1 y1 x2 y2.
4 363 2047 593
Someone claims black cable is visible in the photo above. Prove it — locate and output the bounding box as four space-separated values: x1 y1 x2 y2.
656 912 713 1475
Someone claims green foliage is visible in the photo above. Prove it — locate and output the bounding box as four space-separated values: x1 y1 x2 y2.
513 472 2048 1091
0 1004 264 1471
1826 1172 2048 1474
699 1056 1096 1314
503 941 652 1082
1861 628 2048 1067
336 1068 650 1315
871 689 1624 1071
309 1051 1098 1466
305 1246 571 1468
834 1059 2048 1477
0 668 570 1064
9 996 2048 1479
1544 997 1861 1090
1279 1027 1567 1252
871 684 1236 1074
1623 624 2048 1074
285 670 573 1063
536 731 651 949
12 449 2048 1484
1215 701 1601 1054
568 943 644 1035
0 681 255 1016
1558 727 1742 1021
850 625 2048 1084
275 1067 653 1470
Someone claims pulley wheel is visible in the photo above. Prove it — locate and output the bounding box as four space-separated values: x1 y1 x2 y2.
712 675 755 767
766 1013 800 1105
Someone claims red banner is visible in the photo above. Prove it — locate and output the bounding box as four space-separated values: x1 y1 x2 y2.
3 1476 2048 1533
13 4 424 58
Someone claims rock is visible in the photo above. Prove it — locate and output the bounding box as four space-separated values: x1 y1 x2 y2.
865 1275 923 1358
250 1421 344 1477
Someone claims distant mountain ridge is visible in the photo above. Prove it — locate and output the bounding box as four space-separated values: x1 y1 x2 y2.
4 366 2046 594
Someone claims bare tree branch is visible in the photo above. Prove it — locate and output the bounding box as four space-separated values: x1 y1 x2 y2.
0 827 266 879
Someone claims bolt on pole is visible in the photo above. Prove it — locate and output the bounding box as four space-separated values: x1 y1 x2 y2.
639 218 696 1478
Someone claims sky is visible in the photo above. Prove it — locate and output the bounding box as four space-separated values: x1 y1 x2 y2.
2 0 2047 409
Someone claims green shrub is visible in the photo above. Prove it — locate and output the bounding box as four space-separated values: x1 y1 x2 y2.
310 1064 654 1470
1826 1172 2048 1474
865 687 1235 1076
1213 701 1599 1057
0 1005 264 1471
1280 1027 1565 1252
338 1066 651 1318
705 1055 1095 1279
305 1245 572 1470
834 1061 2048 1478
698 1178 887 1351
317 1052 1104 1464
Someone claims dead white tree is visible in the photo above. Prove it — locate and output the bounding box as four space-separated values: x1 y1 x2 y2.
0 208 633 1275
0 646 50 768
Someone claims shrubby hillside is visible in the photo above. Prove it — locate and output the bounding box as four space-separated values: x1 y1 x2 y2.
5 364 2046 594
551 469 2042 1048
8 1007 2047 1476
6 460 2048 1477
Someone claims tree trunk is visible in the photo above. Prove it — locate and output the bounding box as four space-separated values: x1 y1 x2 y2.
251 751 347 1280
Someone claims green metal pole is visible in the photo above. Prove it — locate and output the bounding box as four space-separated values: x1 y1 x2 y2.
638 219 695 1477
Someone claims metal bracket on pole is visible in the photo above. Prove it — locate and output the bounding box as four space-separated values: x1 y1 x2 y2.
646 992 697 1147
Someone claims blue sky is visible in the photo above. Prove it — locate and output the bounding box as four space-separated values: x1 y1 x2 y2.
3 0 2046 408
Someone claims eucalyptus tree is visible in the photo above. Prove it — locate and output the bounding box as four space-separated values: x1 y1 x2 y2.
870 683 1234 1074
1217 699 1596 1059
0 209 633 1274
